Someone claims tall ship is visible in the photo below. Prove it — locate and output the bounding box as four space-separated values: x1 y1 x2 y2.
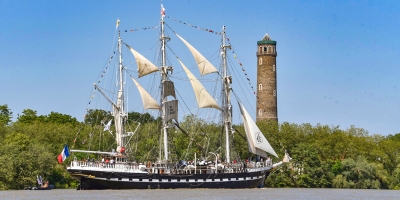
66 4 289 190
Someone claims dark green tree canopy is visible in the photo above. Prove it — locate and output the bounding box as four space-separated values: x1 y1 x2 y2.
0 104 12 125
83 109 112 125
17 109 78 125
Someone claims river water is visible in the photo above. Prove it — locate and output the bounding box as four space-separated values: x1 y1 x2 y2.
0 188 398 200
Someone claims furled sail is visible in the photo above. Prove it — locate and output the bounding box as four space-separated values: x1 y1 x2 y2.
178 59 221 110
126 45 158 78
175 34 218 76
130 77 161 110
239 102 278 158
163 100 178 122
163 80 176 99
113 90 124 146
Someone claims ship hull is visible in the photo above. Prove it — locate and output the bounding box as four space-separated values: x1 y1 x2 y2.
68 169 269 189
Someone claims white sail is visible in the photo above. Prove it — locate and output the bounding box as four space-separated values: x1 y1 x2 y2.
242 110 257 155
178 59 221 110
127 45 159 78
130 77 161 110
163 100 178 122
239 102 278 158
175 34 218 76
113 105 123 146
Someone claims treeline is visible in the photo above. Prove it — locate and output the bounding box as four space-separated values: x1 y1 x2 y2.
262 121 400 189
0 104 399 190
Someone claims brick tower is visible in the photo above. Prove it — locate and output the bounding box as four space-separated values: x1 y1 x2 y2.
256 33 278 122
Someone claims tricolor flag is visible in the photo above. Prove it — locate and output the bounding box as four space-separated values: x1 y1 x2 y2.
57 145 70 164
161 4 166 17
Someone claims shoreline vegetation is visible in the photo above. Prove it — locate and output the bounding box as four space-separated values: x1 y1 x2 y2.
0 104 399 190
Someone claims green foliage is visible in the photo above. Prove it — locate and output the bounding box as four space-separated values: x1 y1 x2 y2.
84 109 112 125
0 107 82 189
0 132 57 189
17 109 78 125
341 157 377 188
390 164 400 189
263 122 400 189
1 105 400 190
0 104 12 126
387 133 400 142
331 160 343 175
128 111 156 124
44 112 78 124
288 143 333 188
17 109 38 124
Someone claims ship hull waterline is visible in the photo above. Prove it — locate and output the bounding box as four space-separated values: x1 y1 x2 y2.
68 169 270 189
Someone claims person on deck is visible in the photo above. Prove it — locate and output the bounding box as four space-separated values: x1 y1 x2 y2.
110 158 114 167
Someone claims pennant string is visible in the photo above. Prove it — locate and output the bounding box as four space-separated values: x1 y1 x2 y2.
168 15 254 95
165 15 222 35
124 25 159 33
225 36 256 95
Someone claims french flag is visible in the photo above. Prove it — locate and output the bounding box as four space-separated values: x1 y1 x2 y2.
57 145 70 164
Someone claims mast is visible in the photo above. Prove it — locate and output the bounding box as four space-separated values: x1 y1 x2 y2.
92 20 125 150
221 26 232 163
160 7 169 161
116 20 125 148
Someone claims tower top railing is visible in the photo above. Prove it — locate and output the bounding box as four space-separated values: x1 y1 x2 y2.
256 52 277 56
257 40 277 45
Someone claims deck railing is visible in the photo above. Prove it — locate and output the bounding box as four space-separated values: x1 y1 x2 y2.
69 160 274 174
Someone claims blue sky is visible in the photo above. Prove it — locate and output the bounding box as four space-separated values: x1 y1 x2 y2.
1 0 399 136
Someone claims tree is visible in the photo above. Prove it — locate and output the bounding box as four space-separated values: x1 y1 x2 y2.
128 111 156 124
0 104 12 126
0 132 56 189
83 109 112 125
45 112 78 124
337 157 380 189
390 164 400 189
17 109 38 124
290 143 333 188
387 133 400 142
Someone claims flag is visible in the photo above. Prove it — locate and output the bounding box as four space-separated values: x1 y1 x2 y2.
103 119 112 131
161 4 166 17
57 145 70 164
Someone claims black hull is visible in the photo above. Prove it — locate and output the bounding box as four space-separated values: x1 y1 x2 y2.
68 169 270 190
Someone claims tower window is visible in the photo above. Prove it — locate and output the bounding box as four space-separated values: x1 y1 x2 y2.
259 84 262 90
258 109 262 116
259 47 262 54
263 46 267 52
273 90 276 96
259 58 262 65
273 65 275 71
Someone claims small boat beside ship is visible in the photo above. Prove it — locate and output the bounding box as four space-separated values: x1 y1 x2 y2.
25 176 54 190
